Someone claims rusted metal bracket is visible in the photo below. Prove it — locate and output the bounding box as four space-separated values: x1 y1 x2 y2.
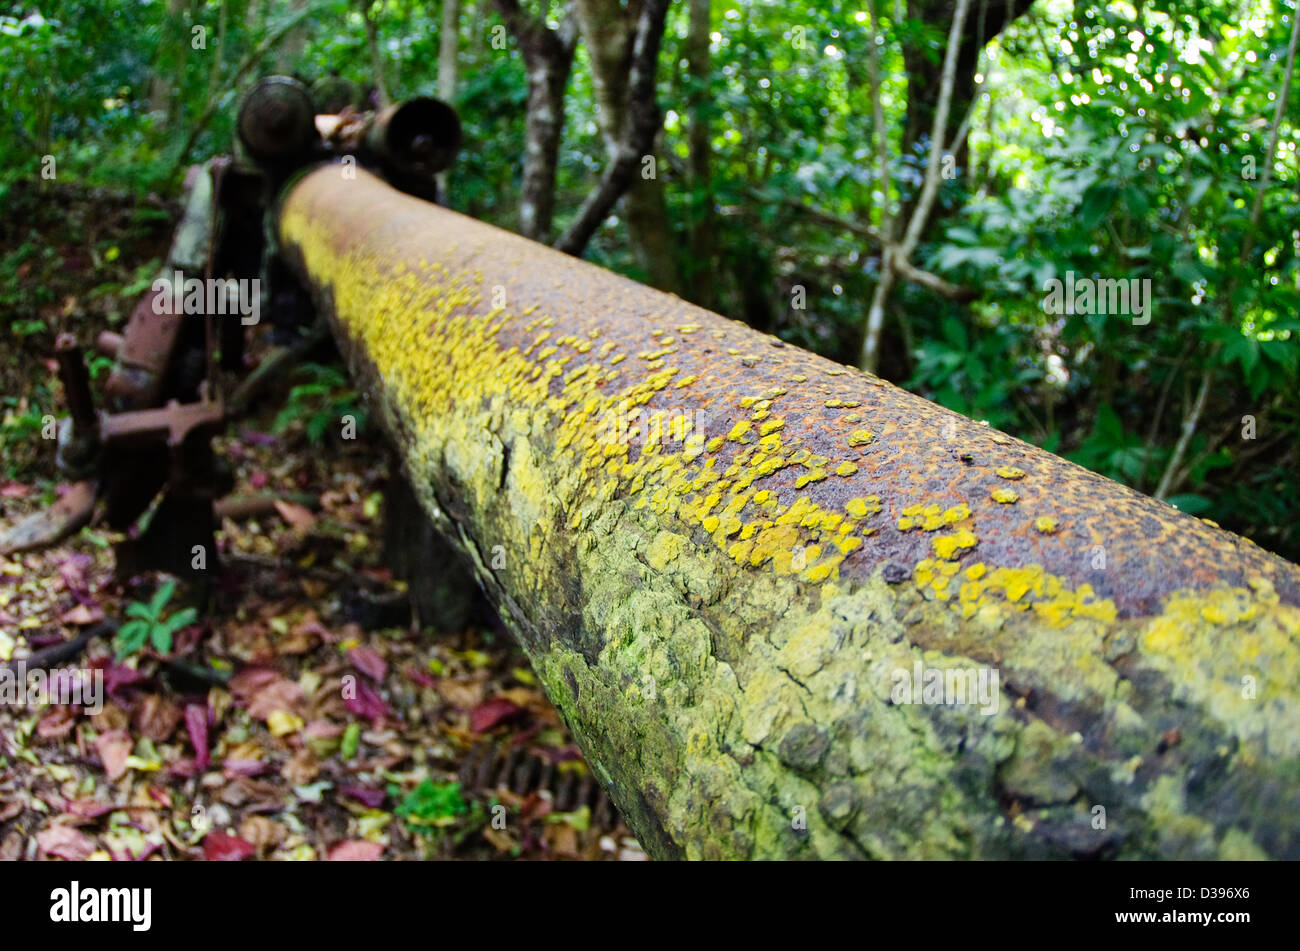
98 397 225 450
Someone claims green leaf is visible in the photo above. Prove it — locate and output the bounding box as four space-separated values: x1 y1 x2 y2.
1260 340 1299 374
341 722 361 759
1219 336 1259 377
165 607 198 635
306 413 331 444
118 619 148 640
1095 404 1123 444
287 383 332 401
1120 184 1150 218
148 579 176 615
1171 259 1208 285
114 620 149 660
1167 494 1213 515
941 316 968 349
1187 175 1213 208
546 805 591 831
1078 182 1117 230
150 624 172 655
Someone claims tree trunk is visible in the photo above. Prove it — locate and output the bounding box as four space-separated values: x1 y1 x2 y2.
684 0 715 308
493 0 578 242
436 0 462 201
897 0 1035 229
360 0 392 108
622 177 681 293
149 0 191 127
518 42 571 240
552 0 670 257
280 166 1300 860
204 0 230 110
277 0 309 72
438 0 461 101
573 0 681 293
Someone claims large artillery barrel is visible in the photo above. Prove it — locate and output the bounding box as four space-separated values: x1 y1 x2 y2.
277 166 1300 860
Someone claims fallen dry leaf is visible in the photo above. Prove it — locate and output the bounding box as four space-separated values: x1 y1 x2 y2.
239 815 287 853
91 703 129 734
274 500 316 531
348 645 387 682
471 698 526 733
203 830 256 861
60 602 103 625
327 840 383 861
185 703 209 770
95 729 132 781
36 706 76 739
438 676 486 710
281 747 320 786
482 827 518 853
134 694 182 742
36 824 96 860
230 667 303 721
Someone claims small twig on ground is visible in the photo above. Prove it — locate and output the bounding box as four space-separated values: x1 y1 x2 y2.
1 620 118 673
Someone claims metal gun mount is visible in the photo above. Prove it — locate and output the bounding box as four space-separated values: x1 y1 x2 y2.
0 76 462 581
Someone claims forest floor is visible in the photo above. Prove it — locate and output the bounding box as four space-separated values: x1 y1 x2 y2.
0 181 642 861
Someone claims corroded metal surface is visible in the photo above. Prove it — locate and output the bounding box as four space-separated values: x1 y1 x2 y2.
279 166 1300 860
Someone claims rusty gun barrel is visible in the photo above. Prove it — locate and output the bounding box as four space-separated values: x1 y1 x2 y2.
237 76 318 165
365 96 461 180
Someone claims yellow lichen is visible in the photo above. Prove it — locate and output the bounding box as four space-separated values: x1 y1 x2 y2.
932 529 978 560
794 469 828 489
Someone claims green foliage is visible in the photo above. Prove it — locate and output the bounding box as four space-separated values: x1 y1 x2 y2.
0 379 52 479
0 242 56 313
907 316 1039 430
272 363 367 445
917 0 1299 553
393 779 468 827
1 4 174 193
1067 405 1157 485
113 579 199 661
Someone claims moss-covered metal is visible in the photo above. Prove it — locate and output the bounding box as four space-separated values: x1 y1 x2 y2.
278 167 1300 859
